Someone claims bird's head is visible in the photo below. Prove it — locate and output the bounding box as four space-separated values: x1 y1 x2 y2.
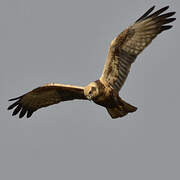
84 82 99 101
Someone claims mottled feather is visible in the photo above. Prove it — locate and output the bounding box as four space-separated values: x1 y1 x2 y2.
100 6 176 91
8 84 87 118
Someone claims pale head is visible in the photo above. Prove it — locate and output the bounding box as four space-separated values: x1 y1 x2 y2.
84 82 99 100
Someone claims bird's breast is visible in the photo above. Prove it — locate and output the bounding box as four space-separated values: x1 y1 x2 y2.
92 79 117 108
93 93 117 108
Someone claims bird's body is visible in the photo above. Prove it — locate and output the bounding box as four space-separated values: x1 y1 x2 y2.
8 6 176 119
84 80 137 118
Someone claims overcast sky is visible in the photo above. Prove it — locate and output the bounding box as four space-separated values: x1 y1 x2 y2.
1 0 180 179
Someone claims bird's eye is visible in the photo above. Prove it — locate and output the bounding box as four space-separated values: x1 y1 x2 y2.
89 90 92 95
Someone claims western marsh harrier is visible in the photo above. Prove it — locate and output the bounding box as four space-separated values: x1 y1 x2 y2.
8 6 176 119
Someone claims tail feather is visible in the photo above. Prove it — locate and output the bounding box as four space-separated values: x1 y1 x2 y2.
106 98 137 119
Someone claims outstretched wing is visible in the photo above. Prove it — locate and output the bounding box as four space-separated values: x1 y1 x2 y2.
100 6 176 91
8 83 87 118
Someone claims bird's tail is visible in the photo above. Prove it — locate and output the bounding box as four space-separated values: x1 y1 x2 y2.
106 98 137 119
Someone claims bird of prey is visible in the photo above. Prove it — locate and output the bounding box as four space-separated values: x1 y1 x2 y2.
8 6 176 119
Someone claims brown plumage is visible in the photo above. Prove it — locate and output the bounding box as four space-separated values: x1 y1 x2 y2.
8 6 176 119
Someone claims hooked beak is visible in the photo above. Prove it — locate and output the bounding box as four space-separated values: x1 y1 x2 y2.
87 95 92 101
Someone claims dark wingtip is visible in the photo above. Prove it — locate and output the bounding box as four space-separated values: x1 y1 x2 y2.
27 110 34 118
8 94 29 118
170 11 176 16
158 6 170 13
150 5 156 11
148 5 156 12
166 17 176 23
149 5 171 18
136 5 176 23
136 5 155 22
160 25 173 32
163 5 170 10
12 105 22 116
7 100 20 110
19 108 27 118
9 95 23 101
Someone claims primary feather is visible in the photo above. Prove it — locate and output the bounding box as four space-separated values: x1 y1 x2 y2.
100 6 176 91
8 84 86 118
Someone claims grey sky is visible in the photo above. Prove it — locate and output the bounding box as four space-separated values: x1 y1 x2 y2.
1 0 180 179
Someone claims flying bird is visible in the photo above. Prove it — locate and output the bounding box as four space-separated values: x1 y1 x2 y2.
8 6 176 119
